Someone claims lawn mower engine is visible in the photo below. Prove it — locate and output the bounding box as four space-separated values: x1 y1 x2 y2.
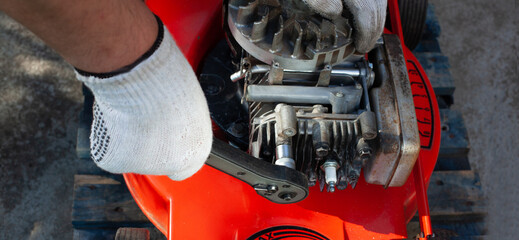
123 0 440 238
201 0 420 193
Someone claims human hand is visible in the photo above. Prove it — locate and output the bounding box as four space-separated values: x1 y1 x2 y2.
303 0 387 53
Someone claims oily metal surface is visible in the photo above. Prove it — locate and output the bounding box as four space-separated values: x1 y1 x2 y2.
364 35 420 187
382 34 420 187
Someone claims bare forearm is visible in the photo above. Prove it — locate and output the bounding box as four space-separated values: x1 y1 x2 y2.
0 0 157 73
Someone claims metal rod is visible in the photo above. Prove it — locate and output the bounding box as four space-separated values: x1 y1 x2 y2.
413 156 434 239
230 65 362 82
247 85 331 104
246 85 362 114
246 85 359 103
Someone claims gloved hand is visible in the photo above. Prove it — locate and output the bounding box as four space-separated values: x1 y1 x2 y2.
302 0 387 53
77 20 213 181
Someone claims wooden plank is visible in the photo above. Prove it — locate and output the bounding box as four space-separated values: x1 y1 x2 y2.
439 109 471 157
73 229 116 240
74 228 167 240
72 174 152 229
74 174 122 186
435 156 471 171
432 221 486 238
427 170 486 221
407 221 485 239
414 38 442 53
434 109 471 171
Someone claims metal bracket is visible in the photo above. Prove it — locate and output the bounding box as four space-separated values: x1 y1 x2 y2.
206 138 309 204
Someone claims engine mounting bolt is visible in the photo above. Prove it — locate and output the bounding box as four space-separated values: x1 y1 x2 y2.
335 92 344 97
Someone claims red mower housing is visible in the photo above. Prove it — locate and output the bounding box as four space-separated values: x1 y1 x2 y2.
124 0 440 239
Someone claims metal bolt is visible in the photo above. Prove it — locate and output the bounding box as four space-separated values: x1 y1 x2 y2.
267 185 278 193
335 92 344 97
280 193 294 201
254 184 278 196
315 147 328 157
228 122 246 138
358 148 372 159
327 182 336 193
364 132 376 139
283 129 295 136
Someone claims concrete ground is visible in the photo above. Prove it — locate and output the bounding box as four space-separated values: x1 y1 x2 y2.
0 1 517 239
430 0 519 238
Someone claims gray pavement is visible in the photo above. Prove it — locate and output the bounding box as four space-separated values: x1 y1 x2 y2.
0 1 517 239
0 12 82 239
430 0 519 238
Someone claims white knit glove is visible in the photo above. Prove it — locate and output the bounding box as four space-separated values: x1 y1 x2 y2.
303 0 387 53
76 25 213 180
302 0 343 19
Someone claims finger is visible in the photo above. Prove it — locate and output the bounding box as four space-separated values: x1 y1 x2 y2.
343 0 387 53
302 0 343 19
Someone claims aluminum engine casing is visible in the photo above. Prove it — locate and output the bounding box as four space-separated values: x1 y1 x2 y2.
199 0 420 192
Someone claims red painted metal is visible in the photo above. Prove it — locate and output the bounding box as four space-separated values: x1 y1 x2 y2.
124 1 440 239
413 158 434 239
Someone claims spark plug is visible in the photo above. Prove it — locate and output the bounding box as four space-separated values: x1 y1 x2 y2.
321 161 340 192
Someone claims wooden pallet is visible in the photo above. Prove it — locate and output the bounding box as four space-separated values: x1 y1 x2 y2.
72 5 486 239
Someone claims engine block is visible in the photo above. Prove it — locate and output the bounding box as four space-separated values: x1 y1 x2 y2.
200 0 420 193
